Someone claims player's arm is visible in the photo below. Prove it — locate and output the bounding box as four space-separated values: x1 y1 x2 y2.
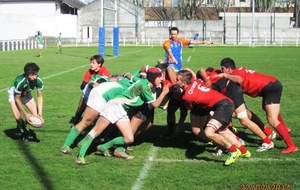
80 81 88 90
213 73 243 85
196 68 211 87
150 84 170 108
163 42 177 64
191 39 214 45
37 90 43 117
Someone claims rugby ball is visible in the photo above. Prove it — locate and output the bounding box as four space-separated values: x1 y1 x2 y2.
29 115 45 128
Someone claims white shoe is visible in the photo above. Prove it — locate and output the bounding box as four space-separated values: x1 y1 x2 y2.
256 142 274 152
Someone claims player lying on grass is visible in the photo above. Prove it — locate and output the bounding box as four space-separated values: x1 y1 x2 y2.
8 62 44 142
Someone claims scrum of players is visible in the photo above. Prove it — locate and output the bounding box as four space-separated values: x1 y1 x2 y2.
58 55 298 166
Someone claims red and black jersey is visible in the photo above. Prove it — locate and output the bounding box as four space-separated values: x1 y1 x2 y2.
182 79 232 110
83 66 110 83
233 67 276 97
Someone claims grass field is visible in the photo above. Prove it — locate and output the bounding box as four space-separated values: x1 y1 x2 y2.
0 46 299 190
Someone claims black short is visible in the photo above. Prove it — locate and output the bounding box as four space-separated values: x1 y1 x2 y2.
211 99 234 130
225 81 245 109
190 107 211 129
20 93 33 104
260 80 282 106
128 103 154 122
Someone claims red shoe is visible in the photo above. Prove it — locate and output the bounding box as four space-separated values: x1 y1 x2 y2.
280 146 298 154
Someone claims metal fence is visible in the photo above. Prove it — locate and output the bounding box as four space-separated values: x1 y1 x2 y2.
1 35 300 51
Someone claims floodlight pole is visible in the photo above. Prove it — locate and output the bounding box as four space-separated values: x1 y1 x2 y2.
251 0 255 47
100 0 104 27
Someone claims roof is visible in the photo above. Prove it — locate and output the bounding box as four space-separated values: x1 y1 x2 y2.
0 0 88 8
62 0 87 8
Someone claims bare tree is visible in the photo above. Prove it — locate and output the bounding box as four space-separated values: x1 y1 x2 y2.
178 0 204 19
212 0 232 12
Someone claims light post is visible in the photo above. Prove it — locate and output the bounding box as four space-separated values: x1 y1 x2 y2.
223 5 226 44
251 0 255 46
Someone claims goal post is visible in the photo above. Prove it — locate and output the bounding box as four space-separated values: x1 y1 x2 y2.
99 0 119 57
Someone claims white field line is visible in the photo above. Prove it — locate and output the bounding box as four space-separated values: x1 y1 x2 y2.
0 48 152 93
187 55 192 63
131 146 159 190
151 157 297 163
131 153 296 190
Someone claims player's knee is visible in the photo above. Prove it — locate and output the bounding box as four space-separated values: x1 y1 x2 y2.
124 135 134 144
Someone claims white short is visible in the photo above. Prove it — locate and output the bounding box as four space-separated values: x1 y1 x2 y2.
38 44 44 49
100 99 129 124
7 87 33 104
7 87 15 102
86 88 108 114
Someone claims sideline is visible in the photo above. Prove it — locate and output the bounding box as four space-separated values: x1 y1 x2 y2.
152 157 297 163
0 47 152 93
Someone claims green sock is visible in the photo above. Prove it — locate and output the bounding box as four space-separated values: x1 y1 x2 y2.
115 147 125 153
101 136 126 150
62 127 80 148
79 135 94 157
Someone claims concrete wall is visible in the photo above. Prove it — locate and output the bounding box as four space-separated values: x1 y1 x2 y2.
0 1 76 41
0 14 78 41
142 13 300 45
78 0 144 43
1 0 300 46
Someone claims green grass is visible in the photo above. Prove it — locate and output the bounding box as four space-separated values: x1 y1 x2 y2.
0 46 299 190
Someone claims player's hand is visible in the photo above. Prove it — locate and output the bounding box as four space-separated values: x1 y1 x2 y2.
162 83 170 95
204 79 212 87
26 113 34 124
169 57 178 64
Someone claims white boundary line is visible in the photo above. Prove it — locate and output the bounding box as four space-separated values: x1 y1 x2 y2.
131 147 297 190
131 146 159 190
151 157 297 163
0 48 152 93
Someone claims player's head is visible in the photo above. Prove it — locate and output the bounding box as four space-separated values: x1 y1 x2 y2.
147 67 163 86
90 55 105 67
169 27 179 40
176 70 193 89
24 62 40 82
220 57 236 74
169 84 183 99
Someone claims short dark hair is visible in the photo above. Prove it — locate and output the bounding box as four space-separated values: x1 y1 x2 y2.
177 70 193 85
90 55 105 66
169 27 179 34
220 57 236 69
24 62 40 75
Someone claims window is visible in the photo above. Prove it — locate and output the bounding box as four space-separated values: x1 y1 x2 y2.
206 0 213 4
